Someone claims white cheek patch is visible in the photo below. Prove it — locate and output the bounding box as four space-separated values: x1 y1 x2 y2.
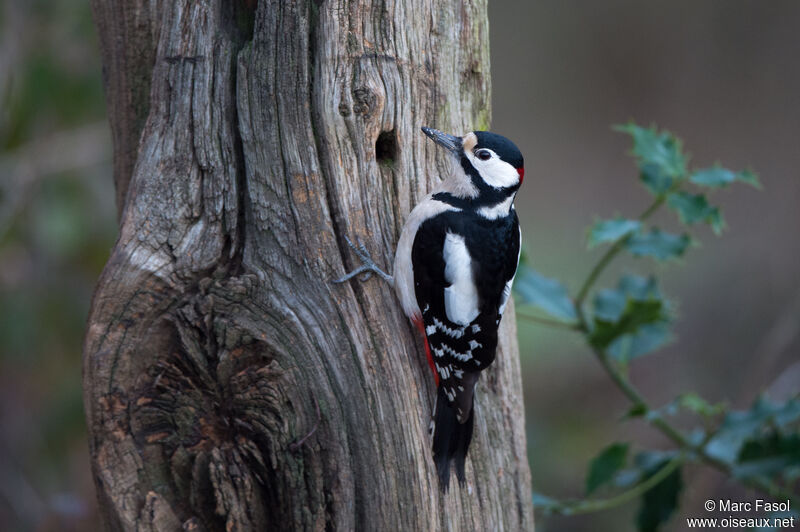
443 233 479 326
465 150 520 189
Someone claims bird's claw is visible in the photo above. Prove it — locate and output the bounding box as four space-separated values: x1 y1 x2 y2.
334 236 394 285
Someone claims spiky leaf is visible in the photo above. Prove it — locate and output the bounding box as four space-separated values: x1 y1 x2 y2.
626 229 691 261
586 443 629 495
666 191 725 234
615 123 687 195
589 276 670 353
514 267 578 322
690 165 761 189
706 396 800 465
636 455 683 532
735 431 800 479
608 322 673 362
588 218 641 248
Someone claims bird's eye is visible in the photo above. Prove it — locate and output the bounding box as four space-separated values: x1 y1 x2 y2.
476 149 492 161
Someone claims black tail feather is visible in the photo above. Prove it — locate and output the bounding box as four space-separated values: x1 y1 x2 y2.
432 386 475 491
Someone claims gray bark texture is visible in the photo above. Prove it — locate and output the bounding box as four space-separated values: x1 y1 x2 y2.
85 0 534 530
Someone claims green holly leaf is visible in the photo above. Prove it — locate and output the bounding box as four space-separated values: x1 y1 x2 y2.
588 218 641 248
676 392 726 419
636 455 683 532
514 266 577 322
590 300 664 350
640 164 675 195
690 165 762 189
586 442 630 495
589 276 670 353
625 229 691 261
690 166 735 187
614 123 687 195
666 191 725 234
608 322 673 362
705 396 800 465
619 275 664 299
735 169 762 188
735 431 800 480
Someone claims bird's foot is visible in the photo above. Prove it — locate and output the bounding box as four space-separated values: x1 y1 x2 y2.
333 236 394 285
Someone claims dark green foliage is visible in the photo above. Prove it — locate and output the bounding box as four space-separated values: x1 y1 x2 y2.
674 392 726 419
514 266 577 322
706 397 800 466
589 276 671 361
666 191 725 234
586 443 629 495
636 455 683 532
690 165 761 189
614 123 687 194
588 218 641 247
517 122 796 531
625 229 691 261
737 432 800 480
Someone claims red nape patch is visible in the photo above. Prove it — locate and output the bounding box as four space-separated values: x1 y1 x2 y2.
412 317 439 385
517 167 525 183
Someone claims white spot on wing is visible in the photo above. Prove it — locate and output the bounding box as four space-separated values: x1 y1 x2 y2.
498 279 514 315
443 233 479 326
433 317 464 338
440 343 472 362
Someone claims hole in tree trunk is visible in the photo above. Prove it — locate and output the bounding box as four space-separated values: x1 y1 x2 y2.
375 130 397 167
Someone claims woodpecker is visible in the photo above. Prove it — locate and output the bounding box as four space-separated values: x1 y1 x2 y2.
335 127 523 489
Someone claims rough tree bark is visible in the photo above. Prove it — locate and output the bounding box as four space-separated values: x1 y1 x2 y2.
85 1 533 530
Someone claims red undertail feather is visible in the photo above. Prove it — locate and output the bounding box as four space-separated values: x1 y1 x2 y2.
412 316 439 385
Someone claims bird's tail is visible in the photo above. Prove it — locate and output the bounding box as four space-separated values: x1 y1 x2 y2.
431 385 474 490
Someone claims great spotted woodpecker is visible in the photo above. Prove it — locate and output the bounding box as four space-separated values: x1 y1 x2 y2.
335 127 523 489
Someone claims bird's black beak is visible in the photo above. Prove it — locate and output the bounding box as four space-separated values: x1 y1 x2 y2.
421 127 462 156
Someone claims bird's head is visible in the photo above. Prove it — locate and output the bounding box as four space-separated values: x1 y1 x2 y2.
421 127 524 194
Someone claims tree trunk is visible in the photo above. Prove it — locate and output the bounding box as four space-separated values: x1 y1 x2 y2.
85 1 533 530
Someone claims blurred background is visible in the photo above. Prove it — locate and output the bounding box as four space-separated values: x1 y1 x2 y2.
492 1 800 530
1 1 114 530
0 1 797 530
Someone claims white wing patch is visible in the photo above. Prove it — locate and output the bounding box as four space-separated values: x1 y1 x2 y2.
443 233 479 326
499 222 522 315
498 279 514 315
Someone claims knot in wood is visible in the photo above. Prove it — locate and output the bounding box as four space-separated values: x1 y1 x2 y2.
352 86 377 116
